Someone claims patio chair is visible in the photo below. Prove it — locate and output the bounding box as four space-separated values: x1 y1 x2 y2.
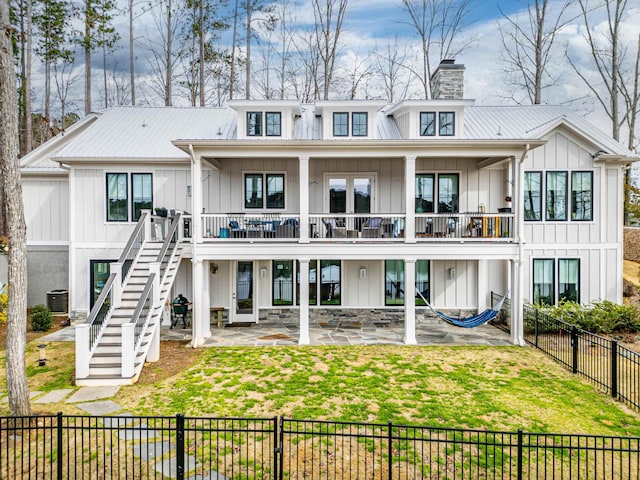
276 218 299 238
322 218 347 238
361 217 384 238
229 220 246 238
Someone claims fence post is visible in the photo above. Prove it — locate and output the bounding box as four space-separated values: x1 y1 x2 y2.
571 326 579 374
388 422 393 480
176 414 185 480
57 412 63 480
611 340 618 398
273 416 281 480
517 429 523 480
534 309 539 348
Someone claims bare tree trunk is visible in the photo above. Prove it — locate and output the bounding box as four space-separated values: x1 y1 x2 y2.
129 0 135 105
245 5 251 99
229 0 238 99
165 0 173 106
84 0 92 114
312 0 348 100
19 0 33 153
103 41 108 108
198 0 204 106
1 0 31 417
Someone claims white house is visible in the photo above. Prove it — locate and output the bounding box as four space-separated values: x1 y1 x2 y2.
21 60 638 385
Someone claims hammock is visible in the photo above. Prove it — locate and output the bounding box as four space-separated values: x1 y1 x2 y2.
416 289 509 328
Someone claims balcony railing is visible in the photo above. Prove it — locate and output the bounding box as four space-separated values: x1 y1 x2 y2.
191 212 514 243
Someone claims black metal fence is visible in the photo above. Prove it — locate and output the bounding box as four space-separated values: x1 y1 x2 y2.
522 303 640 412
2 414 639 479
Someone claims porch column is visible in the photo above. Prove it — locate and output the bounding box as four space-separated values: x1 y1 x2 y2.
202 260 211 339
404 155 416 242
147 323 160 362
510 259 524 345
477 260 488 311
191 258 205 347
189 145 203 243
299 258 311 344
404 258 417 345
299 155 310 243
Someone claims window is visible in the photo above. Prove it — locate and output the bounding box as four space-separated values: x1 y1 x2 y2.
273 260 293 306
247 112 262 136
420 112 436 136
546 171 568 221
244 173 285 209
524 172 542 221
533 259 555 305
571 172 593 221
244 174 263 208
415 174 435 212
385 260 430 306
352 112 368 136
320 260 341 305
333 112 349 136
439 112 455 136
266 112 281 136
559 259 579 303
106 173 128 221
438 174 459 213
131 173 152 221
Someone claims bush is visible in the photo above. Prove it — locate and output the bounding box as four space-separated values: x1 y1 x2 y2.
541 300 640 334
30 304 53 331
0 288 7 324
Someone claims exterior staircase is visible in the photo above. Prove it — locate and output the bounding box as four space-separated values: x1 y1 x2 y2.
76 212 183 386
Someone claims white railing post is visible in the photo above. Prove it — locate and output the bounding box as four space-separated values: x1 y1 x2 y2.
149 262 161 306
147 324 160 363
75 324 91 379
142 209 152 241
121 323 136 378
176 210 185 242
299 155 310 243
111 262 123 308
405 155 416 242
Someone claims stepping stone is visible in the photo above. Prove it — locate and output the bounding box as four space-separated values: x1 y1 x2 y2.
102 413 137 429
76 400 123 416
155 455 200 479
66 386 120 403
3 391 44 402
187 472 228 480
133 441 175 460
34 389 74 404
118 424 160 441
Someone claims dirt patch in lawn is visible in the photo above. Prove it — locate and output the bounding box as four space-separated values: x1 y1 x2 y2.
0 314 67 345
135 340 201 385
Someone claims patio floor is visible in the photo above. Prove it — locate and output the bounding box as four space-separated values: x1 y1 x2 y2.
161 318 514 347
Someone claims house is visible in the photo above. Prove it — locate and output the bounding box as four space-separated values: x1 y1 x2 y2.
21 60 638 385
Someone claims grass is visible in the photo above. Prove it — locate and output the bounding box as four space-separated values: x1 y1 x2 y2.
2 338 640 438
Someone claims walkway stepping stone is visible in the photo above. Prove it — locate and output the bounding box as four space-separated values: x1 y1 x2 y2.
66 386 120 403
154 455 200 479
133 441 175 460
76 400 123 416
102 413 137 429
118 423 160 441
187 473 228 480
3 391 43 402
34 389 74 404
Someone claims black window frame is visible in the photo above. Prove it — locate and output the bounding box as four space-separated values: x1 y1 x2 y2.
558 258 580 304
546 171 568 221
244 173 285 210
384 260 430 306
246 111 263 136
438 111 455 136
106 173 129 222
265 112 282 137
131 173 153 222
266 173 285 209
272 260 294 306
415 174 435 213
524 171 543 221
320 259 341 305
419 112 436 137
333 112 349 137
437 173 459 213
244 173 264 209
532 258 555 306
571 171 593 221
351 112 368 136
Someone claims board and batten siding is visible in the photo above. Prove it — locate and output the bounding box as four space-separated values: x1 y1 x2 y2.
23 178 69 242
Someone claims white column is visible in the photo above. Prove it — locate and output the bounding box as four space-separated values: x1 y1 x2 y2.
111 262 123 308
75 325 90 378
191 258 205 347
147 323 160 362
477 260 488 311
510 259 524 345
299 155 310 243
404 155 416 242
121 323 135 378
404 258 417 345
203 261 212 338
190 148 203 243
299 258 310 344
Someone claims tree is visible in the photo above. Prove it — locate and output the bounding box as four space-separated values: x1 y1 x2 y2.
241 0 272 99
1 0 31 416
499 0 573 104
311 0 348 100
400 0 474 99
14 0 33 154
373 36 411 102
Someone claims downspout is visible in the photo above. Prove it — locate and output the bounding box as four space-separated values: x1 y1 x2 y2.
515 144 530 346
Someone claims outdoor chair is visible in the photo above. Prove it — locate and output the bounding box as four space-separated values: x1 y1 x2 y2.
229 220 246 238
276 218 299 238
361 217 384 238
322 218 347 238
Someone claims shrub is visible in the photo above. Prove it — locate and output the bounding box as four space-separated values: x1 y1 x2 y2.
540 299 640 334
0 287 7 324
30 304 53 331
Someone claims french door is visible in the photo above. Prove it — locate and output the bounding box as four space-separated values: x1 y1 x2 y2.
231 261 256 322
325 174 375 230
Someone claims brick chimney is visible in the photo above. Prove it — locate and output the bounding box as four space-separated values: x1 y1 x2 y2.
430 59 465 100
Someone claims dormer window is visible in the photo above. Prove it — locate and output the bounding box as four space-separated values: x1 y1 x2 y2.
352 112 368 136
439 112 455 136
247 112 262 136
420 112 436 136
333 113 349 136
266 112 281 136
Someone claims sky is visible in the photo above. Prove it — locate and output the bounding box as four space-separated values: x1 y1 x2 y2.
34 0 640 150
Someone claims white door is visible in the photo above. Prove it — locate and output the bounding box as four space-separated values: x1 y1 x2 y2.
231 261 256 323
